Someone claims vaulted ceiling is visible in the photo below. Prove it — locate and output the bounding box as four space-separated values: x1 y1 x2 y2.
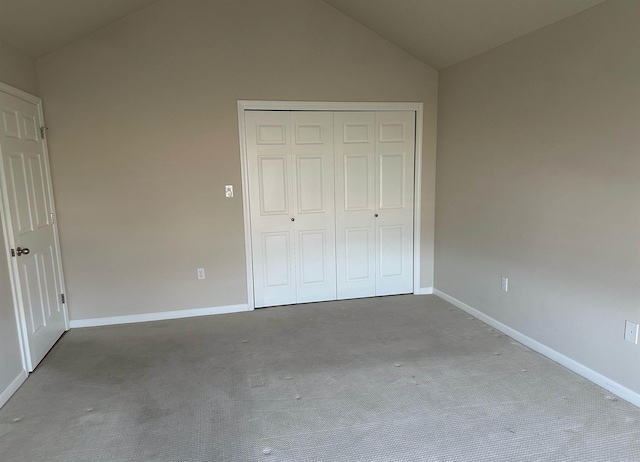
0 0 607 69
323 0 607 69
0 0 159 58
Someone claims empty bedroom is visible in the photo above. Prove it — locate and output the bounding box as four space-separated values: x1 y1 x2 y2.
0 0 638 460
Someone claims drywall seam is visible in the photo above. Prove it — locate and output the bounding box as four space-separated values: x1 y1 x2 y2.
70 303 250 328
433 289 640 409
0 369 27 409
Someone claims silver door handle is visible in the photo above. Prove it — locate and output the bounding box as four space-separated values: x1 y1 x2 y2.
16 247 30 256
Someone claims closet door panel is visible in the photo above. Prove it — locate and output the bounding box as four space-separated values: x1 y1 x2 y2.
291 112 336 303
374 111 415 295
246 111 296 307
334 112 376 299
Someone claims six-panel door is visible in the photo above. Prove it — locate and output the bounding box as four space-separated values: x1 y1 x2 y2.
0 90 66 370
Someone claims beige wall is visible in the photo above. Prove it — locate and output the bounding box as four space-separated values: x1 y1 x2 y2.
0 39 39 96
37 0 438 321
436 0 640 394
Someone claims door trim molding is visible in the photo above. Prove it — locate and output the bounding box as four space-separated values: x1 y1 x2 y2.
0 82 39 105
415 287 434 295
0 81 70 372
237 101 424 310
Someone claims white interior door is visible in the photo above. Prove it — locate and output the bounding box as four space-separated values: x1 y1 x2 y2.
0 88 67 370
335 111 415 298
246 111 336 307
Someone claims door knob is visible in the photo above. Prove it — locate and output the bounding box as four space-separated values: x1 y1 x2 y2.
375 214 379 217
16 247 30 256
291 218 295 222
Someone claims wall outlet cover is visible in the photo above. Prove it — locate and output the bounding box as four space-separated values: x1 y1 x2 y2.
624 320 638 344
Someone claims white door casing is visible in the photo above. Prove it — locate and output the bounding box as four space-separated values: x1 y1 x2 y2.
238 101 424 310
0 84 68 371
245 111 336 307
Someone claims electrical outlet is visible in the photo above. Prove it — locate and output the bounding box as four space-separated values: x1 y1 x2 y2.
197 268 205 280
225 185 233 198
501 276 509 292
624 321 638 344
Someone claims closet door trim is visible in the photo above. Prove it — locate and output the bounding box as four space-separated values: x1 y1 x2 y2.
238 101 424 310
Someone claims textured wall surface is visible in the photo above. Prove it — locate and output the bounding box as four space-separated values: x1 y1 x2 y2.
436 0 640 394
37 0 438 321
0 39 39 95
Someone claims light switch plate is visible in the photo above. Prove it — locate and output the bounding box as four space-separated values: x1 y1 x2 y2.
624 320 638 344
225 185 233 198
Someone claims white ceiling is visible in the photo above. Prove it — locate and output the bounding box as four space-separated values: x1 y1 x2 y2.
0 0 607 68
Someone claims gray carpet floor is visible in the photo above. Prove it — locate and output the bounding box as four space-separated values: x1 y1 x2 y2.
1 295 639 461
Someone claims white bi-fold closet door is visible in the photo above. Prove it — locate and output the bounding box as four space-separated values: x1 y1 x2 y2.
246 111 337 308
335 111 416 299
246 110 415 308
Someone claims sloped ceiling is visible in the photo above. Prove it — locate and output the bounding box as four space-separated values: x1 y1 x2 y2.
322 0 607 69
0 0 607 68
0 0 159 58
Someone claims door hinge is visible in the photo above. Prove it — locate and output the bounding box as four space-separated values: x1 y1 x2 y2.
40 126 47 139
61 293 66 304
10 249 15 257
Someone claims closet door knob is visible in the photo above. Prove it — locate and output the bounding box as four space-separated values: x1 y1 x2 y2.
375 214 379 218
291 218 295 222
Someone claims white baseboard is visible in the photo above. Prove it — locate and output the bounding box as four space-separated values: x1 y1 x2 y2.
70 304 250 328
433 289 640 409
414 287 434 295
0 369 28 409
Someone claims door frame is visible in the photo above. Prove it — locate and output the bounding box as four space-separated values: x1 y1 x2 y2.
0 81 69 371
237 101 424 310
